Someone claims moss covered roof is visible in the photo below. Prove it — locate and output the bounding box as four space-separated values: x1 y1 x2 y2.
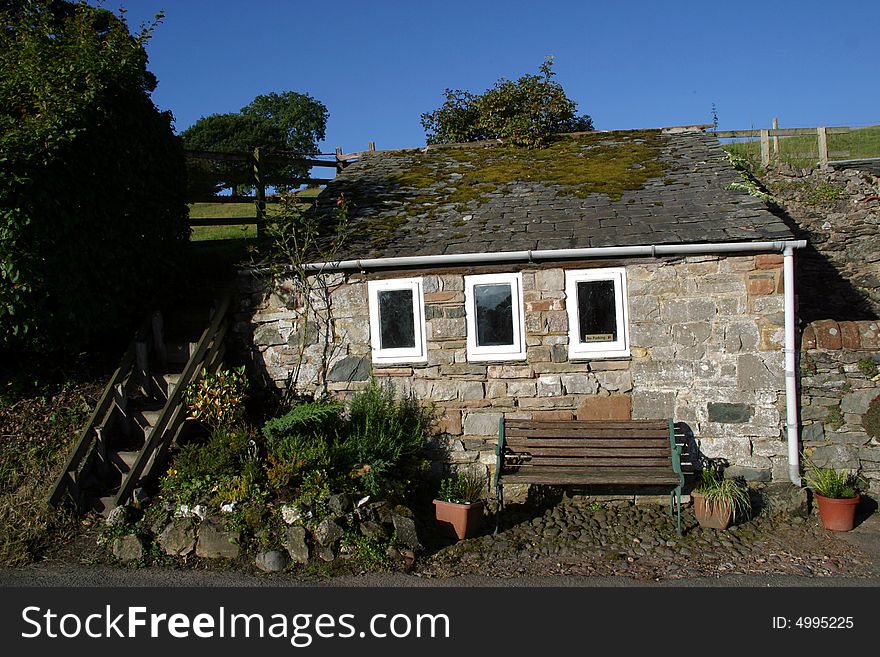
315 127 794 261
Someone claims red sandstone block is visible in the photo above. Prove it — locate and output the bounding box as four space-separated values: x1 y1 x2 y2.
857 321 880 350
576 395 632 421
813 320 842 350
801 325 817 350
747 273 776 295
754 254 784 269
839 322 861 350
529 410 575 421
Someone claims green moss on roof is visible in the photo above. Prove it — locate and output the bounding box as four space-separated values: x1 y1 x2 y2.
345 129 668 250
391 129 667 205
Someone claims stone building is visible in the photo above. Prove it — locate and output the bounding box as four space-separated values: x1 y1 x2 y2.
239 126 811 488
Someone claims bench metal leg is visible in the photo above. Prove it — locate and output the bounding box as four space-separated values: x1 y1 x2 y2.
494 483 504 534
672 486 682 536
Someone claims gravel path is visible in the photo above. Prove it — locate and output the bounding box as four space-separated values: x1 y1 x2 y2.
2 498 878 587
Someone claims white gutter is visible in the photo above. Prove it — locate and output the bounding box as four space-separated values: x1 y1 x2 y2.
282 238 807 486
783 246 801 485
297 239 807 272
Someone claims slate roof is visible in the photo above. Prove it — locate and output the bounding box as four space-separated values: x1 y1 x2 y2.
314 127 795 261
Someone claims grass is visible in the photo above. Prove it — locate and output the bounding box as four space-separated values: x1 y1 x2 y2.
188 188 324 242
723 125 880 168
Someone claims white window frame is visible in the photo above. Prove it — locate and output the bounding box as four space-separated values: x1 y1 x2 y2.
464 273 526 362
367 277 427 364
565 267 630 359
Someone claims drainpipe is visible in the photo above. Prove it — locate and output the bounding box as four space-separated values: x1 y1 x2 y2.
783 246 801 485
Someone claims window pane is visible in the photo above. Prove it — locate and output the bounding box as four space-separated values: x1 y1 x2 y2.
378 289 415 349
577 280 617 343
474 283 513 346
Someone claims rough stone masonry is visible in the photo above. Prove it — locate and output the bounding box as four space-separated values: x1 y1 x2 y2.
238 252 793 487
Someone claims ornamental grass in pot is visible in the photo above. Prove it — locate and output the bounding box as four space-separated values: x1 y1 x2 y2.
433 470 487 540
690 462 751 530
803 459 865 532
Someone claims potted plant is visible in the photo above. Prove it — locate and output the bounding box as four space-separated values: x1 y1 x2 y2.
803 459 864 531
690 461 751 530
433 470 487 540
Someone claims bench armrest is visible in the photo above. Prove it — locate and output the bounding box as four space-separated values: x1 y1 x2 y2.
495 416 506 489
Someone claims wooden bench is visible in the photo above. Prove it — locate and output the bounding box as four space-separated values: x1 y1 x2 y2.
495 418 684 534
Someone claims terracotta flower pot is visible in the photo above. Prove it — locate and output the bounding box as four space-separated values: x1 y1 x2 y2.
691 491 732 530
814 493 860 531
433 499 486 540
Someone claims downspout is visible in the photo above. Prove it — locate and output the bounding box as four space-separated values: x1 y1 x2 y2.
783 246 801 485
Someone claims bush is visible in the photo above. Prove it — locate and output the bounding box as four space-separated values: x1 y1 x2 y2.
339 380 433 498
161 425 258 505
0 1 189 351
184 367 249 430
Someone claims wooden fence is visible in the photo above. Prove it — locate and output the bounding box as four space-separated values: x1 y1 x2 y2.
185 147 347 236
714 120 877 166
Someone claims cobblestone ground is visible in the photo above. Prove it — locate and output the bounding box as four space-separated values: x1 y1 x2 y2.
417 499 875 582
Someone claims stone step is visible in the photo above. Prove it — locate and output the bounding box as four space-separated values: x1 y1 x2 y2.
88 495 118 518
163 372 183 397
166 340 199 365
110 450 140 474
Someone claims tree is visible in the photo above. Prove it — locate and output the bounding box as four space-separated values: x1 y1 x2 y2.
421 57 593 148
0 0 189 351
181 90 328 194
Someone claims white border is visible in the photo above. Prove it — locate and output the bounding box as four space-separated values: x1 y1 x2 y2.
367 278 427 364
565 267 630 359
464 273 526 362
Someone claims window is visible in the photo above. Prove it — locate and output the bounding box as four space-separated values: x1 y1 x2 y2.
464 273 526 361
367 278 427 364
565 268 630 359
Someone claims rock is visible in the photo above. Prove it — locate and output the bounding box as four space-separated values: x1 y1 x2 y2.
157 519 196 556
255 550 288 573
328 356 371 383
328 493 352 517
281 504 302 525
196 520 240 559
284 526 310 564
359 521 387 541
317 546 336 562
105 505 133 527
707 402 753 424
314 518 344 546
112 534 144 563
391 513 421 551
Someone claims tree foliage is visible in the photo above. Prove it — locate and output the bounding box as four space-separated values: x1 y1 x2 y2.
181 91 328 195
0 0 189 351
421 57 593 148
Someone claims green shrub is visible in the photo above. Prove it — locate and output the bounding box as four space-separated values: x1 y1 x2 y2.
339 380 433 498
184 367 249 430
262 399 343 446
161 425 257 505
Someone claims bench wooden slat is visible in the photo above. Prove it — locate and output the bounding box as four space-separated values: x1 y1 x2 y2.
504 436 669 448
506 427 670 439
502 467 681 486
505 446 672 458
508 456 672 467
505 420 667 428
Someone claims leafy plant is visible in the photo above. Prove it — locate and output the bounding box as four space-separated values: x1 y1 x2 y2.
184 367 249 430
803 458 865 499
0 1 189 351
438 470 486 504
420 56 593 148
262 399 343 446
339 380 433 498
693 463 751 522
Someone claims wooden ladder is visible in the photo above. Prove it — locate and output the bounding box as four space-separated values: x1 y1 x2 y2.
48 295 232 514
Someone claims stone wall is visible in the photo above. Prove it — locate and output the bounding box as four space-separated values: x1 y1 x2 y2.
762 165 880 321
799 319 880 494
237 254 789 484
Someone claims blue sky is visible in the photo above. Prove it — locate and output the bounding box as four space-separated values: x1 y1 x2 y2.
99 0 878 154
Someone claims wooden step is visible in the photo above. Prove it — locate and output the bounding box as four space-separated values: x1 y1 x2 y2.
88 495 119 517
110 450 140 474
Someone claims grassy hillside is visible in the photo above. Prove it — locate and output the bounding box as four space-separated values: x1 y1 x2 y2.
188 187 324 241
723 125 880 167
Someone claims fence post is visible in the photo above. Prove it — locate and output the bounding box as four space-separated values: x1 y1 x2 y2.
760 129 770 167
817 127 828 165
772 117 779 159
253 147 265 238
